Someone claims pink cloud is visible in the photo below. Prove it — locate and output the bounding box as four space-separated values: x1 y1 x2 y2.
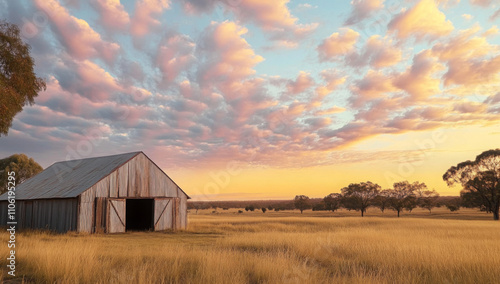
287 71 315 94
130 0 170 37
393 50 444 101
432 26 500 87
36 77 153 128
90 0 130 31
197 21 264 89
35 0 120 63
156 33 196 85
314 106 346 116
388 0 454 42
317 28 359 61
470 0 493 7
228 0 318 44
351 70 396 105
491 9 500 22
347 35 402 68
345 0 385 25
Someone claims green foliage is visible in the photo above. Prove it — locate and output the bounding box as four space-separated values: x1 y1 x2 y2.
0 153 43 194
323 193 342 212
443 149 500 220
340 181 380 217
0 21 46 136
245 205 255 212
418 189 440 213
373 189 391 213
293 195 311 213
387 181 425 217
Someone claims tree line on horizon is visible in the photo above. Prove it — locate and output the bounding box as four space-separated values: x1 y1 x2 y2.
293 180 445 217
294 148 500 220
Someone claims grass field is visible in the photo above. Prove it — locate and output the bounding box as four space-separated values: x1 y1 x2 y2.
1 208 500 283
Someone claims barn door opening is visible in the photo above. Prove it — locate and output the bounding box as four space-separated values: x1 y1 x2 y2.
107 199 125 233
126 199 154 231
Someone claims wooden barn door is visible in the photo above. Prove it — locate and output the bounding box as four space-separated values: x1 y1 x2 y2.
94 197 107 233
107 199 125 233
154 198 173 231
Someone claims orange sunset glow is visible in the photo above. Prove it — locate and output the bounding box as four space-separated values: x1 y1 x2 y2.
1 0 499 200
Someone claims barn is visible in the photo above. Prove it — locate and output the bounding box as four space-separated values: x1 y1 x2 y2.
0 152 189 233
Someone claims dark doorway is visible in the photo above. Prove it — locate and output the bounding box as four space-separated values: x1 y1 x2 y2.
126 199 154 231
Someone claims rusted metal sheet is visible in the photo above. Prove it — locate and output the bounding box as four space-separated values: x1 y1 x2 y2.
0 152 141 200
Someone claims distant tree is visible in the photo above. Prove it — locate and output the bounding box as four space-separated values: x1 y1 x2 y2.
373 189 391 213
245 206 249 212
387 181 424 217
261 207 267 213
443 149 500 220
294 195 311 214
0 21 46 136
445 198 461 212
418 189 440 213
238 210 243 214
312 201 327 211
323 193 342 212
340 181 380 217
267 205 273 211
0 153 43 194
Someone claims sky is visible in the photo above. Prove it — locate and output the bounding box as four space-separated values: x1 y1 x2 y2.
0 0 499 200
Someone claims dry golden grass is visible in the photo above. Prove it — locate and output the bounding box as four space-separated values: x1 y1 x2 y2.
1 208 500 283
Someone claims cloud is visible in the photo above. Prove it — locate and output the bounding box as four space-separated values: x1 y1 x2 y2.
470 0 493 7
196 21 264 88
156 32 196 86
315 106 346 116
490 9 500 22
351 70 397 106
483 26 499 37
393 50 444 101
90 0 130 31
296 3 317 11
183 0 318 45
130 0 170 37
231 0 319 43
462 14 473 21
54 58 122 101
286 71 315 94
34 0 120 63
432 26 500 87
345 0 385 25
388 0 454 41
317 28 360 61
346 35 402 68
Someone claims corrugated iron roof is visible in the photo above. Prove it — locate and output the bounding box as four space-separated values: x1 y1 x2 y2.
0 152 141 200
